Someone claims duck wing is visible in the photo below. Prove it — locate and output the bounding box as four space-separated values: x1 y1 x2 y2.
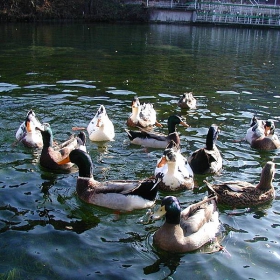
99 180 142 193
204 148 220 162
94 174 161 201
188 149 213 173
56 132 86 153
176 153 193 177
180 195 217 234
125 129 166 142
16 121 27 141
219 181 255 192
205 180 255 193
140 103 156 123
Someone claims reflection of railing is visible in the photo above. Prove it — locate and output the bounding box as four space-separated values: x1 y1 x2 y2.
197 11 280 25
196 2 280 26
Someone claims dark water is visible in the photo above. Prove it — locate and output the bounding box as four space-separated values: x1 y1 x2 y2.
0 23 280 279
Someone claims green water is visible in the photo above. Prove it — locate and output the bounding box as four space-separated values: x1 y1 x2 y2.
0 22 280 279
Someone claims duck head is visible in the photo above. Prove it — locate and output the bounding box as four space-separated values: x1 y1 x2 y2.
96 105 112 130
36 123 53 147
25 109 44 132
157 147 177 168
151 196 181 224
58 149 93 178
131 96 141 108
206 125 220 150
167 115 189 134
264 120 275 136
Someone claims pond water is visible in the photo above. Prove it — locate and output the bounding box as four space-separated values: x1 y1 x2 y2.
0 22 280 279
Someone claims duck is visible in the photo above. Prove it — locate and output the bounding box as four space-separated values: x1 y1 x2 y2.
245 115 269 143
125 115 189 149
37 124 87 171
154 141 194 191
127 96 162 129
15 109 44 148
188 125 222 174
245 116 280 150
150 195 221 253
57 149 163 211
178 92 197 109
86 105 115 142
204 161 276 208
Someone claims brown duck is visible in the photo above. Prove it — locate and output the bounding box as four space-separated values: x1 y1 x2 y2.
178 92 197 109
204 161 275 208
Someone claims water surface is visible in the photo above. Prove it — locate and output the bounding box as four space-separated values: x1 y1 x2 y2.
0 23 280 279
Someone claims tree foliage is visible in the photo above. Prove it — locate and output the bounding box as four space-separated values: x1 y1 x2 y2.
0 0 149 22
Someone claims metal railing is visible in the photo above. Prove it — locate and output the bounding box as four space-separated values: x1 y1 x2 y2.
123 0 280 26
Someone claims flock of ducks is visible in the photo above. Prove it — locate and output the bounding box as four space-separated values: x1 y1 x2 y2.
15 92 278 253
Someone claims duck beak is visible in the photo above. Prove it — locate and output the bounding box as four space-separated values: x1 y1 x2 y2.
57 155 71 165
26 120 32 132
264 126 270 136
157 156 167 168
155 121 163 128
96 118 101 128
150 205 166 220
180 121 189 127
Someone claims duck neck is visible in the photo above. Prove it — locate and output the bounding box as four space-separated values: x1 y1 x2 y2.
206 131 214 150
42 130 53 148
165 210 181 225
77 158 93 178
166 161 178 176
167 121 176 134
257 174 273 191
131 106 140 123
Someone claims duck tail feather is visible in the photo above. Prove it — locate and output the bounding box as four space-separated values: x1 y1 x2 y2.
204 180 217 196
77 131 87 145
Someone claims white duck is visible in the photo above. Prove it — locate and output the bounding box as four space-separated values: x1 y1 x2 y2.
245 116 280 150
245 116 266 144
154 141 194 191
127 96 162 128
15 109 44 148
87 105 115 142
